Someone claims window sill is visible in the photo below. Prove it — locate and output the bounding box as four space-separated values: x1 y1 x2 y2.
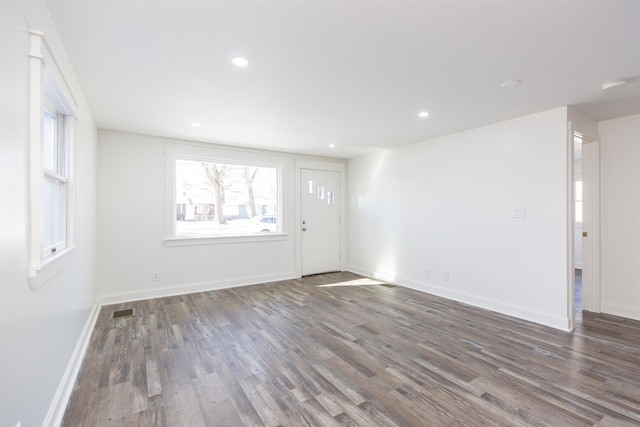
164 233 289 247
29 246 75 289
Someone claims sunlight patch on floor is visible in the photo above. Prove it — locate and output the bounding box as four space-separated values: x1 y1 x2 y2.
316 278 388 288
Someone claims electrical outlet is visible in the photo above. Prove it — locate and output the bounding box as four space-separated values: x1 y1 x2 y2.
425 267 430 277
152 271 160 281
443 272 450 281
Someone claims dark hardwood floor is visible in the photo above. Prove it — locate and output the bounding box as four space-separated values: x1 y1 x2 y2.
63 272 640 426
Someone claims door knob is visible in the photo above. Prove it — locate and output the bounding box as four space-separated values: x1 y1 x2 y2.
302 227 307 231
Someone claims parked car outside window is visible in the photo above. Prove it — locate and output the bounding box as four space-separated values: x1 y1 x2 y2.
257 216 277 232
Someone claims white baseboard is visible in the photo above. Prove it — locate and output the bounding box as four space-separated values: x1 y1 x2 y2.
43 298 102 427
601 303 640 321
99 271 298 306
347 264 570 331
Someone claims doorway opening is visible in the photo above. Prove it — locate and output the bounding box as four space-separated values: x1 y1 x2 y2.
569 120 600 330
574 133 583 321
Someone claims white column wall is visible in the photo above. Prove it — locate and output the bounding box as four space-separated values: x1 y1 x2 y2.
599 113 640 320
347 107 570 330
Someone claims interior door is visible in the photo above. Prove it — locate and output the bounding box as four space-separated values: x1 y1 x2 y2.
300 169 341 276
581 136 600 313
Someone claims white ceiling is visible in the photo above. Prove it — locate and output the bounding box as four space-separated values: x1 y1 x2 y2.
47 0 640 159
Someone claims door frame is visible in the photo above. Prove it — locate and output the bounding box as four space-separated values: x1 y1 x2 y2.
568 116 601 331
295 159 347 278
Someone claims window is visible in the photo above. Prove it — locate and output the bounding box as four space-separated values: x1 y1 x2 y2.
42 100 73 257
165 143 283 242
175 159 278 235
29 30 77 287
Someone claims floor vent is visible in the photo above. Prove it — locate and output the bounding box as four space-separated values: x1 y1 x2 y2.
379 283 399 289
112 308 135 319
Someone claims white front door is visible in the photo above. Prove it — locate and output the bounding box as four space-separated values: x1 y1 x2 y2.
300 169 341 276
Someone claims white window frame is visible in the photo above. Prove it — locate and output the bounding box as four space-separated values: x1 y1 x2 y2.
164 141 288 246
29 30 77 288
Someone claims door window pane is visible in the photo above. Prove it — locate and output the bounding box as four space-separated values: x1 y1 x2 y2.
327 191 335 206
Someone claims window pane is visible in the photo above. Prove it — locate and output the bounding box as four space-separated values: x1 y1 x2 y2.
43 175 66 248
175 159 279 235
43 110 57 172
327 191 335 205
43 110 66 176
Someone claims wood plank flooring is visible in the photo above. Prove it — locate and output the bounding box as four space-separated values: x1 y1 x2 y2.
62 272 640 426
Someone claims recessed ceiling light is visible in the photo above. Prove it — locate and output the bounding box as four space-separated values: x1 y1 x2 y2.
602 79 627 91
501 79 522 88
231 56 250 67
418 111 430 118
190 122 201 128
329 144 336 148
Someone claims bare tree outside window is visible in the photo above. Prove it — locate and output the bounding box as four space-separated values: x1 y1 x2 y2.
175 159 278 236
202 163 227 224
243 167 259 218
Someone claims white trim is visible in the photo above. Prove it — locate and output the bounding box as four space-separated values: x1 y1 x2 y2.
294 159 346 173
164 233 289 246
164 142 288 241
29 246 75 288
601 303 640 321
165 151 176 237
99 272 297 306
42 299 101 427
29 30 78 110
164 140 290 166
567 123 575 331
30 31 45 282
29 30 77 289
347 265 571 331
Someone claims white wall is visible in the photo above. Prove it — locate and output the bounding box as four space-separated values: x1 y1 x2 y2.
347 107 570 330
97 130 344 302
600 114 640 320
0 1 99 426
